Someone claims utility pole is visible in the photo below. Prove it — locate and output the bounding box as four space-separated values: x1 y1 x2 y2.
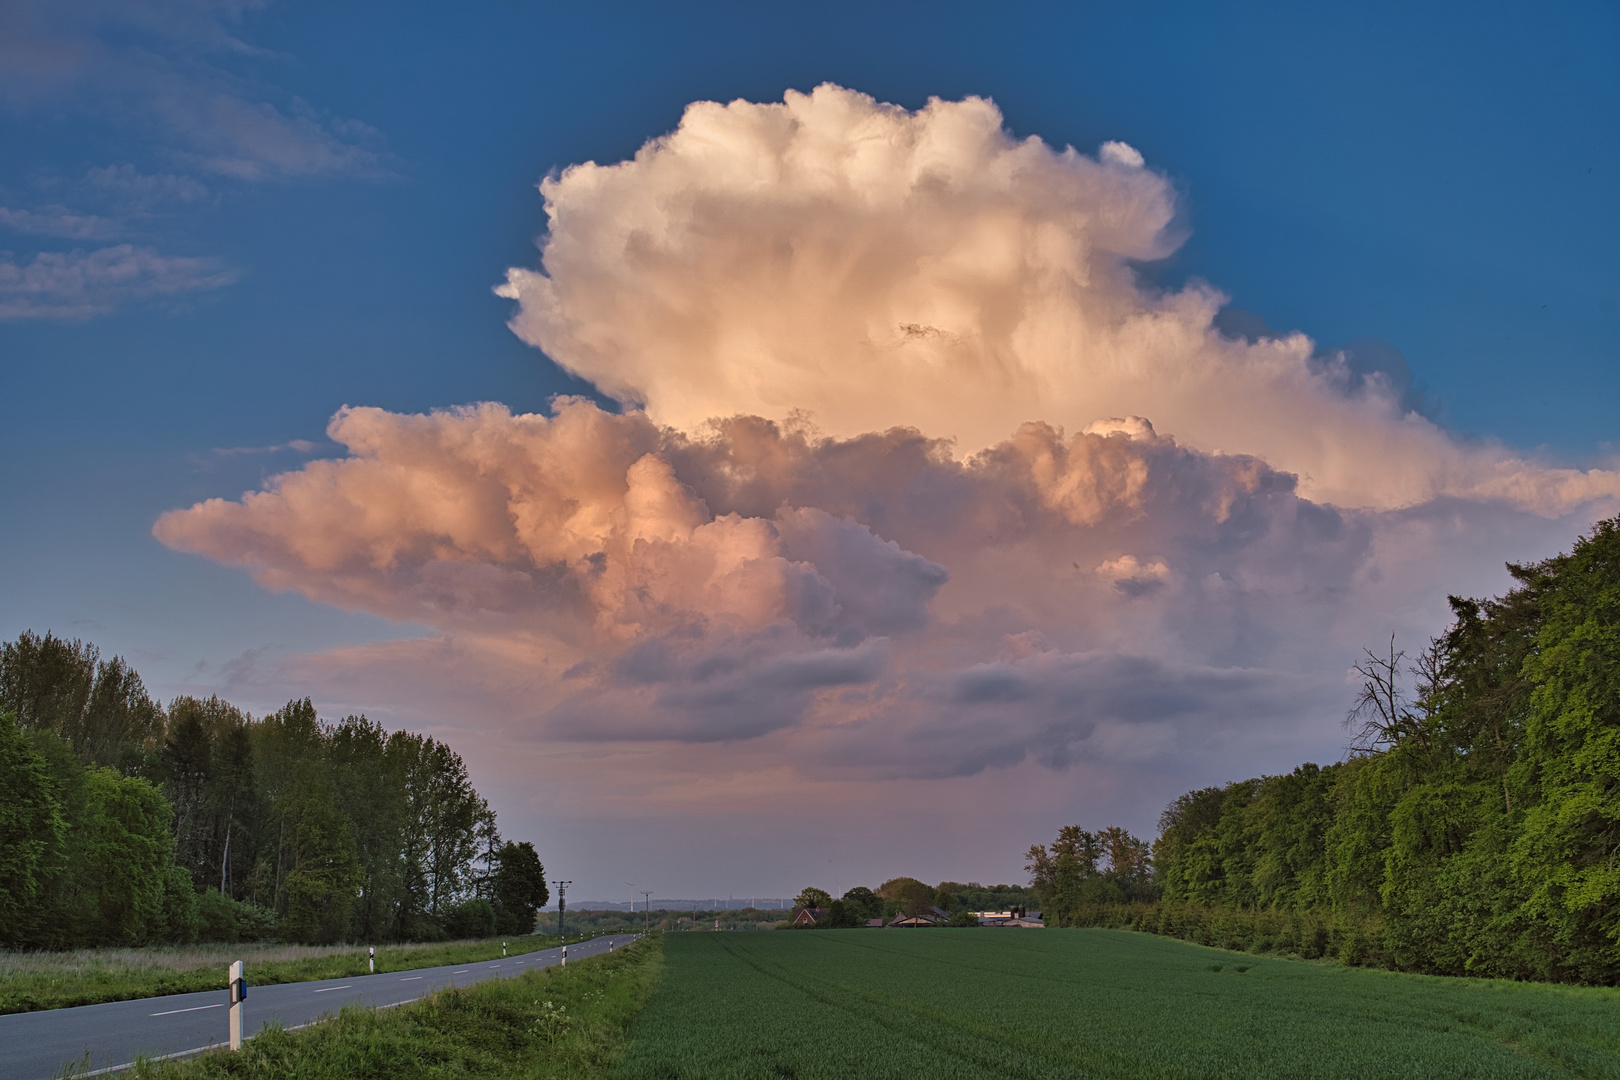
556 880 572 965
642 890 653 934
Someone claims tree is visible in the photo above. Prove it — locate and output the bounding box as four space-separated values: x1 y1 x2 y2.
822 900 861 928
839 886 882 922
794 886 833 911
0 632 95 743
0 632 162 768
0 710 65 947
1128 515 1620 982
876 878 935 917
161 699 214 890
278 772 361 945
74 767 175 944
1026 825 1154 925
492 841 548 935
330 714 409 941
1509 518 1620 977
1 633 513 951
1027 827 1103 926
444 897 497 938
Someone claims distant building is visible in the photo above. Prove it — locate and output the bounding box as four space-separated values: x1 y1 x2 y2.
972 910 1044 928
793 907 829 926
887 913 938 928
865 918 886 928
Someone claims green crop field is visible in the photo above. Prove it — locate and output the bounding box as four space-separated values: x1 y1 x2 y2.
617 929 1620 1079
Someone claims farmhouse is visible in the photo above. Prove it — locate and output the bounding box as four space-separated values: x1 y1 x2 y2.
792 907 829 926
973 910 1045 927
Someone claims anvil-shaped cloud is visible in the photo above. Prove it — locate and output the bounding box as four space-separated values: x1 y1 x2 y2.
156 86 1619 879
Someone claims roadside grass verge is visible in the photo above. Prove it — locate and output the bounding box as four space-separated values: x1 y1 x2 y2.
618 929 1620 1079
114 933 662 1080
3 932 609 1015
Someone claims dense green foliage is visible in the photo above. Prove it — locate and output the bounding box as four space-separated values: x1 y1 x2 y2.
1150 517 1620 983
0 632 544 949
1026 824 1154 926
123 934 662 1080
787 878 1039 929
1065 902 1391 966
793 880 1043 932
786 878 1037 929
618 930 1620 1079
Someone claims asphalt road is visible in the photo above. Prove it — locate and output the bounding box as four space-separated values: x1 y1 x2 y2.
0 934 640 1080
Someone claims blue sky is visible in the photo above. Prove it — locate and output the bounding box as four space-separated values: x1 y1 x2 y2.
2 0 1616 897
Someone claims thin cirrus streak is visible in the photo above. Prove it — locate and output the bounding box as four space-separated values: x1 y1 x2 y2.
158 85 1617 842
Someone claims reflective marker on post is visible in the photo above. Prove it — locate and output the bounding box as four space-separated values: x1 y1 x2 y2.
228 960 246 1051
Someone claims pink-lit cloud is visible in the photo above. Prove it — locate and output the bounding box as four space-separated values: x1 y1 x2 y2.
157 85 1620 893
157 396 1370 778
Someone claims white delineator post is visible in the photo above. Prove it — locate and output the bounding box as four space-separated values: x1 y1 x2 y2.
369 946 375 973
557 879 571 966
228 960 245 1051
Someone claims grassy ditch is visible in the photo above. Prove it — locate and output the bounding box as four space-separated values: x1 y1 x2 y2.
114 933 662 1080
3 932 608 1015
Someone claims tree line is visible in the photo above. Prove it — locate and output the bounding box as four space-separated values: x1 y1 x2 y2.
789 879 1040 927
0 632 548 950
1044 516 1620 985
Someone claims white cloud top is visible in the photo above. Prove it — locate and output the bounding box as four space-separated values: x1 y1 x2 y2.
498 84 1619 512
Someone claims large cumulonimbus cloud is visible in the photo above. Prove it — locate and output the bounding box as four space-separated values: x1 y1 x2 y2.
157 85 1618 846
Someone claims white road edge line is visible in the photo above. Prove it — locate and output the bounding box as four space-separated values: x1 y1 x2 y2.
148 1004 224 1016
399 976 424 981
312 985 352 993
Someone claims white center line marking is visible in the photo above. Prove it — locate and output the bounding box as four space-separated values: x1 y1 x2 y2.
150 1004 225 1016
452 969 469 973
400 976 424 981
313 985 352 993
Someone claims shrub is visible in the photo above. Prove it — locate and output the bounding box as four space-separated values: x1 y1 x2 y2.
443 898 497 939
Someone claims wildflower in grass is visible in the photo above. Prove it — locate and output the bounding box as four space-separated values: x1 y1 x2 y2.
531 999 573 1043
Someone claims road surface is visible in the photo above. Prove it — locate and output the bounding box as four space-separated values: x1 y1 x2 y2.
0 934 639 1080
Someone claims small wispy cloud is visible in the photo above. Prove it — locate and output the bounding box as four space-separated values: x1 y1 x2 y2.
0 244 238 319
0 204 124 241
0 2 388 319
84 164 210 207
0 1 390 183
209 439 320 458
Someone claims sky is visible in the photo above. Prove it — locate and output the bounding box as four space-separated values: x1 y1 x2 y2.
2 0 1617 904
